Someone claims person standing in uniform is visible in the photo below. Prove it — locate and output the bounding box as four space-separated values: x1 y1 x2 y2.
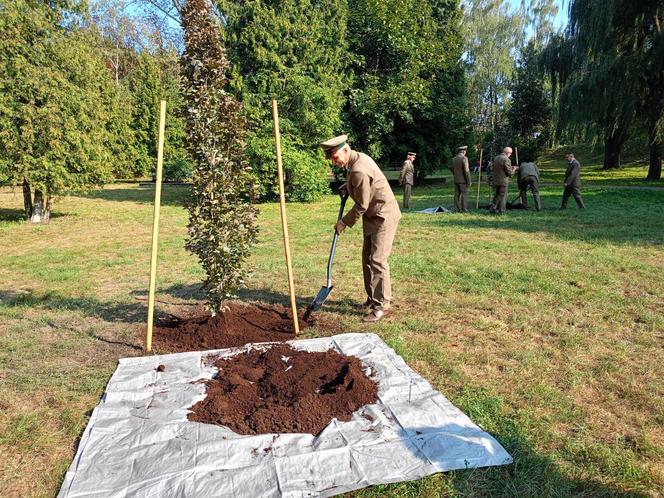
560 152 585 209
452 145 472 212
490 146 516 214
517 154 542 211
320 134 401 323
398 152 416 209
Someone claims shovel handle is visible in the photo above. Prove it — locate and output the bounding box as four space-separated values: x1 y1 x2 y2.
327 194 348 287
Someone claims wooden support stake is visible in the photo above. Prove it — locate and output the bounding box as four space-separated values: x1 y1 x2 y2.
145 100 166 352
475 148 483 209
515 147 519 168
271 100 300 335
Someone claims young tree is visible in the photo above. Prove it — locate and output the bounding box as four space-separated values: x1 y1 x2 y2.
180 0 259 314
0 0 118 222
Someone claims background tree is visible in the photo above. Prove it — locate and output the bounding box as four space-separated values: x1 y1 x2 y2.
347 0 467 177
0 0 122 222
216 0 348 201
544 0 663 175
463 0 524 155
180 0 259 314
508 41 552 159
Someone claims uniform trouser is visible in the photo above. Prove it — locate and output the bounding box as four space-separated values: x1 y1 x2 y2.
561 185 585 208
362 220 399 311
518 176 541 210
402 183 412 208
491 184 508 213
454 183 469 212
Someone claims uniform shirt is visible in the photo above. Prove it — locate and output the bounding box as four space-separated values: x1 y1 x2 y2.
342 150 401 235
518 162 540 181
492 153 516 186
399 160 414 185
452 153 471 185
564 159 581 187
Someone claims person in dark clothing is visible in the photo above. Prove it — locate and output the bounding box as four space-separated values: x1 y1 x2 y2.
490 146 516 214
561 152 585 209
517 154 542 211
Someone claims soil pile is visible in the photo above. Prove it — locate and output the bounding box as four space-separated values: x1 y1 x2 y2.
188 344 378 435
152 301 337 353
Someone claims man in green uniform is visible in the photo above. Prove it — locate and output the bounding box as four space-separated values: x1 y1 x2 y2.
320 134 402 323
398 152 416 209
517 154 542 211
490 146 516 214
452 145 471 212
561 152 585 209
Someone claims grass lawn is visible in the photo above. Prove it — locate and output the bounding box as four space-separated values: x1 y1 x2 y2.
536 145 663 188
0 170 663 496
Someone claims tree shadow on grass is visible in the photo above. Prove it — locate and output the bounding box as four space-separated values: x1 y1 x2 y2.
0 208 71 224
368 390 648 497
75 184 190 207
159 282 361 317
0 289 160 324
0 208 25 223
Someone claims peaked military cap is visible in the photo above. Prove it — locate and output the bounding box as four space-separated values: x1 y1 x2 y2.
457 145 468 151
319 134 348 156
407 152 417 156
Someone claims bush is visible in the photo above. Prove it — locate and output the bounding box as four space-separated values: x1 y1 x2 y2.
163 157 192 182
247 134 330 202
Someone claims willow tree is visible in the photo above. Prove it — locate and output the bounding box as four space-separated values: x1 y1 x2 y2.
544 0 663 174
180 0 259 314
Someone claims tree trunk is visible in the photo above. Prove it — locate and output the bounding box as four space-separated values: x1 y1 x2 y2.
22 178 33 220
647 138 663 180
646 108 663 180
29 189 51 223
603 129 626 169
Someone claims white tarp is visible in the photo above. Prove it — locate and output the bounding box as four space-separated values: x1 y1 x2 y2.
58 333 512 497
415 206 451 214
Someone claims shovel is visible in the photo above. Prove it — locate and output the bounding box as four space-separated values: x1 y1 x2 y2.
303 193 349 321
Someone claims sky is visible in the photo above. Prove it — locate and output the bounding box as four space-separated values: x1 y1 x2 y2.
507 0 570 30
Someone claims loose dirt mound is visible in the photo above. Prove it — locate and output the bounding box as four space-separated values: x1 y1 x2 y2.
153 301 339 353
188 344 378 435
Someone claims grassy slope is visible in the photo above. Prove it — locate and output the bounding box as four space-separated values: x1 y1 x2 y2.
0 163 663 496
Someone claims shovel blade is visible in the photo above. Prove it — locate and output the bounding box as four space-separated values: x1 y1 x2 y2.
305 285 333 317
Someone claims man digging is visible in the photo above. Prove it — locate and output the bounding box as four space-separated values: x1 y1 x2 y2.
320 134 401 323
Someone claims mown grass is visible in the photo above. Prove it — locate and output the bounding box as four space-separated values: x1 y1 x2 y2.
0 165 663 497
537 144 662 187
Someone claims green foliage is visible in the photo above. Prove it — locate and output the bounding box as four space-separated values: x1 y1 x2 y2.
543 0 664 174
217 0 347 201
347 0 468 177
163 157 192 182
0 0 118 219
508 42 552 160
463 0 525 138
246 135 329 202
181 0 259 314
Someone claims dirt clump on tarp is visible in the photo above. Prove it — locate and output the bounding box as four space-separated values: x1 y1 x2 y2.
152 301 339 353
188 344 378 435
